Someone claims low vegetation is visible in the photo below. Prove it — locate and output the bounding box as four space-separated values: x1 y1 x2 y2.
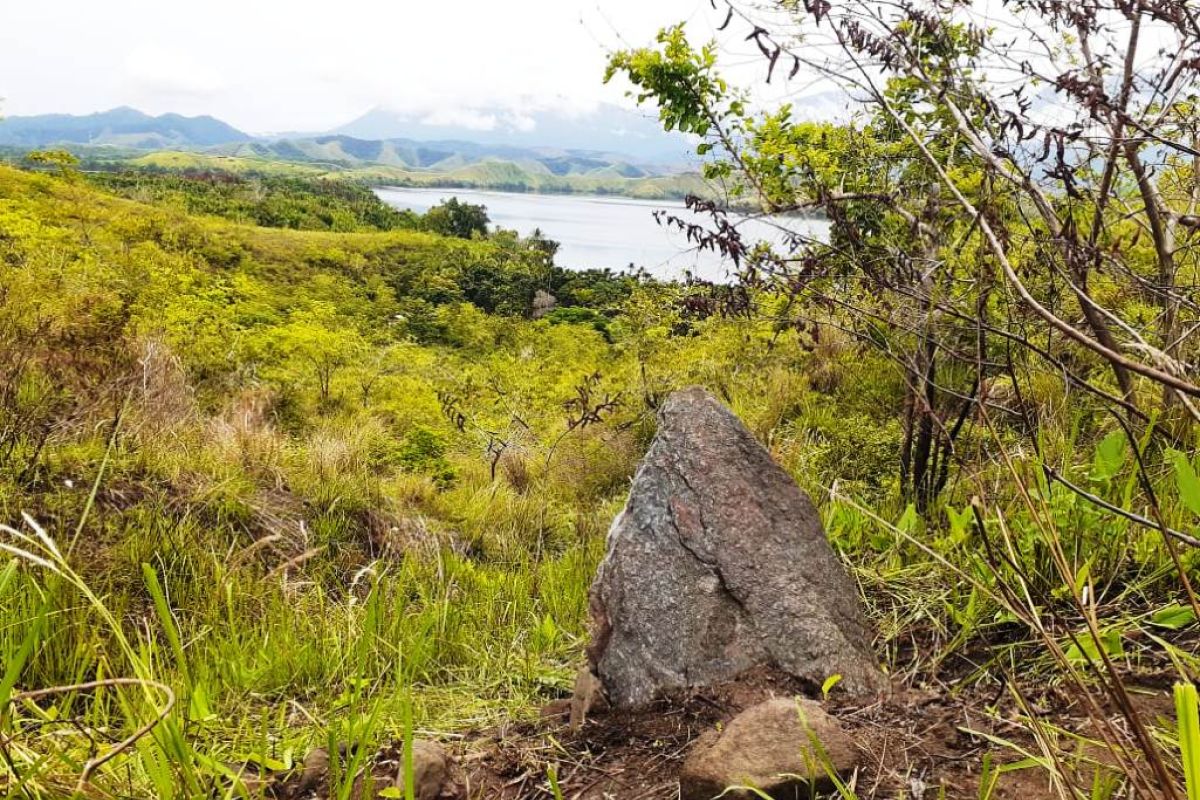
0 162 822 797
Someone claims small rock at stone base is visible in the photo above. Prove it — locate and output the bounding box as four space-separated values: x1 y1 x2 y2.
679 697 859 800
391 740 465 800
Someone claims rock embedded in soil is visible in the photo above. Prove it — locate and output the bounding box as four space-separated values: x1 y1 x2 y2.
587 386 883 708
390 740 464 800
679 697 859 800
295 746 331 795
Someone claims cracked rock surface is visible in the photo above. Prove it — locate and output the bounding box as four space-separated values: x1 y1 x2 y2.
587 386 883 708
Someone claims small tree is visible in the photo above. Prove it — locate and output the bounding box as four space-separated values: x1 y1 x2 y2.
422 197 490 239
265 316 367 406
354 342 412 407
24 149 80 180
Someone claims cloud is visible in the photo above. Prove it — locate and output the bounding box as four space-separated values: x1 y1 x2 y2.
502 112 538 133
419 108 498 131
122 43 224 98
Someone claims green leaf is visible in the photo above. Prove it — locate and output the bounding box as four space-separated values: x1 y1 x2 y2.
1170 450 1200 516
896 503 920 534
1065 629 1125 663
142 563 190 685
1175 682 1200 800
821 674 843 700
1091 430 1127 481
188 680 216 723
0 561 18 599
241 753 288 771
1151 605 1198 630
378 788 403 798
1103 629 1125 660
1072 558 1093 597
547 764 565 800
0 601 47 712
944 505 973 544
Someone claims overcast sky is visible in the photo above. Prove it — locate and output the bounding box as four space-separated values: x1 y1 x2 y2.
0 0 755 133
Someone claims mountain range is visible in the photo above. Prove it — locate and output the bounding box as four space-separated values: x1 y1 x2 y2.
211 136 658 178
0 105 694 172
0 107 249 149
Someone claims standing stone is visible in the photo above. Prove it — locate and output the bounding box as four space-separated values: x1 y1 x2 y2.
587 387 883 708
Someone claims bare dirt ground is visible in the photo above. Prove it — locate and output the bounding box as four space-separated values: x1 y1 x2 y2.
456 666 1180 799
263 627 1192 800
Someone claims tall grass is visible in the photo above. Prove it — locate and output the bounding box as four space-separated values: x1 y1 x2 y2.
0 484 597 797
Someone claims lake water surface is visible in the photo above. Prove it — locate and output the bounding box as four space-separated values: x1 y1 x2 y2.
375 187 825 282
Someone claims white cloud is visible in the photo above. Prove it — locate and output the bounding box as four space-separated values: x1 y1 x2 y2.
123 43 224 97
505 113 538 133
419 108 498 131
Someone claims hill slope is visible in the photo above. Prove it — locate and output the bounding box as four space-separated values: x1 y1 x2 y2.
90 150 712 200
210 135 662 178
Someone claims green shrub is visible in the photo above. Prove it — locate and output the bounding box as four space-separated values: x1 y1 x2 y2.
379 426 456 488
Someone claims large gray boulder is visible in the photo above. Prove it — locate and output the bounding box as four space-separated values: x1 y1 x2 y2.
587 387 883 708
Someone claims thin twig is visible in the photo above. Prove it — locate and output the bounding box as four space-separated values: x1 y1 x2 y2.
11 678 176 796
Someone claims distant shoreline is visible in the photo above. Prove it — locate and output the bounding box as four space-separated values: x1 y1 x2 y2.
374 183 826 220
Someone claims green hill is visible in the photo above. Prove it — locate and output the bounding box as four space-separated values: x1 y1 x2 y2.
89 148 713 199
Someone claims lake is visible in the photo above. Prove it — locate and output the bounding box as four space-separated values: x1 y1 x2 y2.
375 186 826 282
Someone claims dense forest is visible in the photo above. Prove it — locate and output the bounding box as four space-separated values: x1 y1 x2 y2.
2 0 1200 798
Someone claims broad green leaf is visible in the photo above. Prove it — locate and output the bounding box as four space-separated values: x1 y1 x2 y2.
1091 430 1126 481
1065 630 1125 663
1170 450 1200 516
945 505 973 544
1176 682 1200 800
1103 629 1125 659
1072 558 1093 597
188 680 216 722
896 503 920 534
1151 605 1198 630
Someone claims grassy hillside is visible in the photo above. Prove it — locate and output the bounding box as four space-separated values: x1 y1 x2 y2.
0 160 1195 798
65 149 714 200
87 170 423 232
0 164 813 796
